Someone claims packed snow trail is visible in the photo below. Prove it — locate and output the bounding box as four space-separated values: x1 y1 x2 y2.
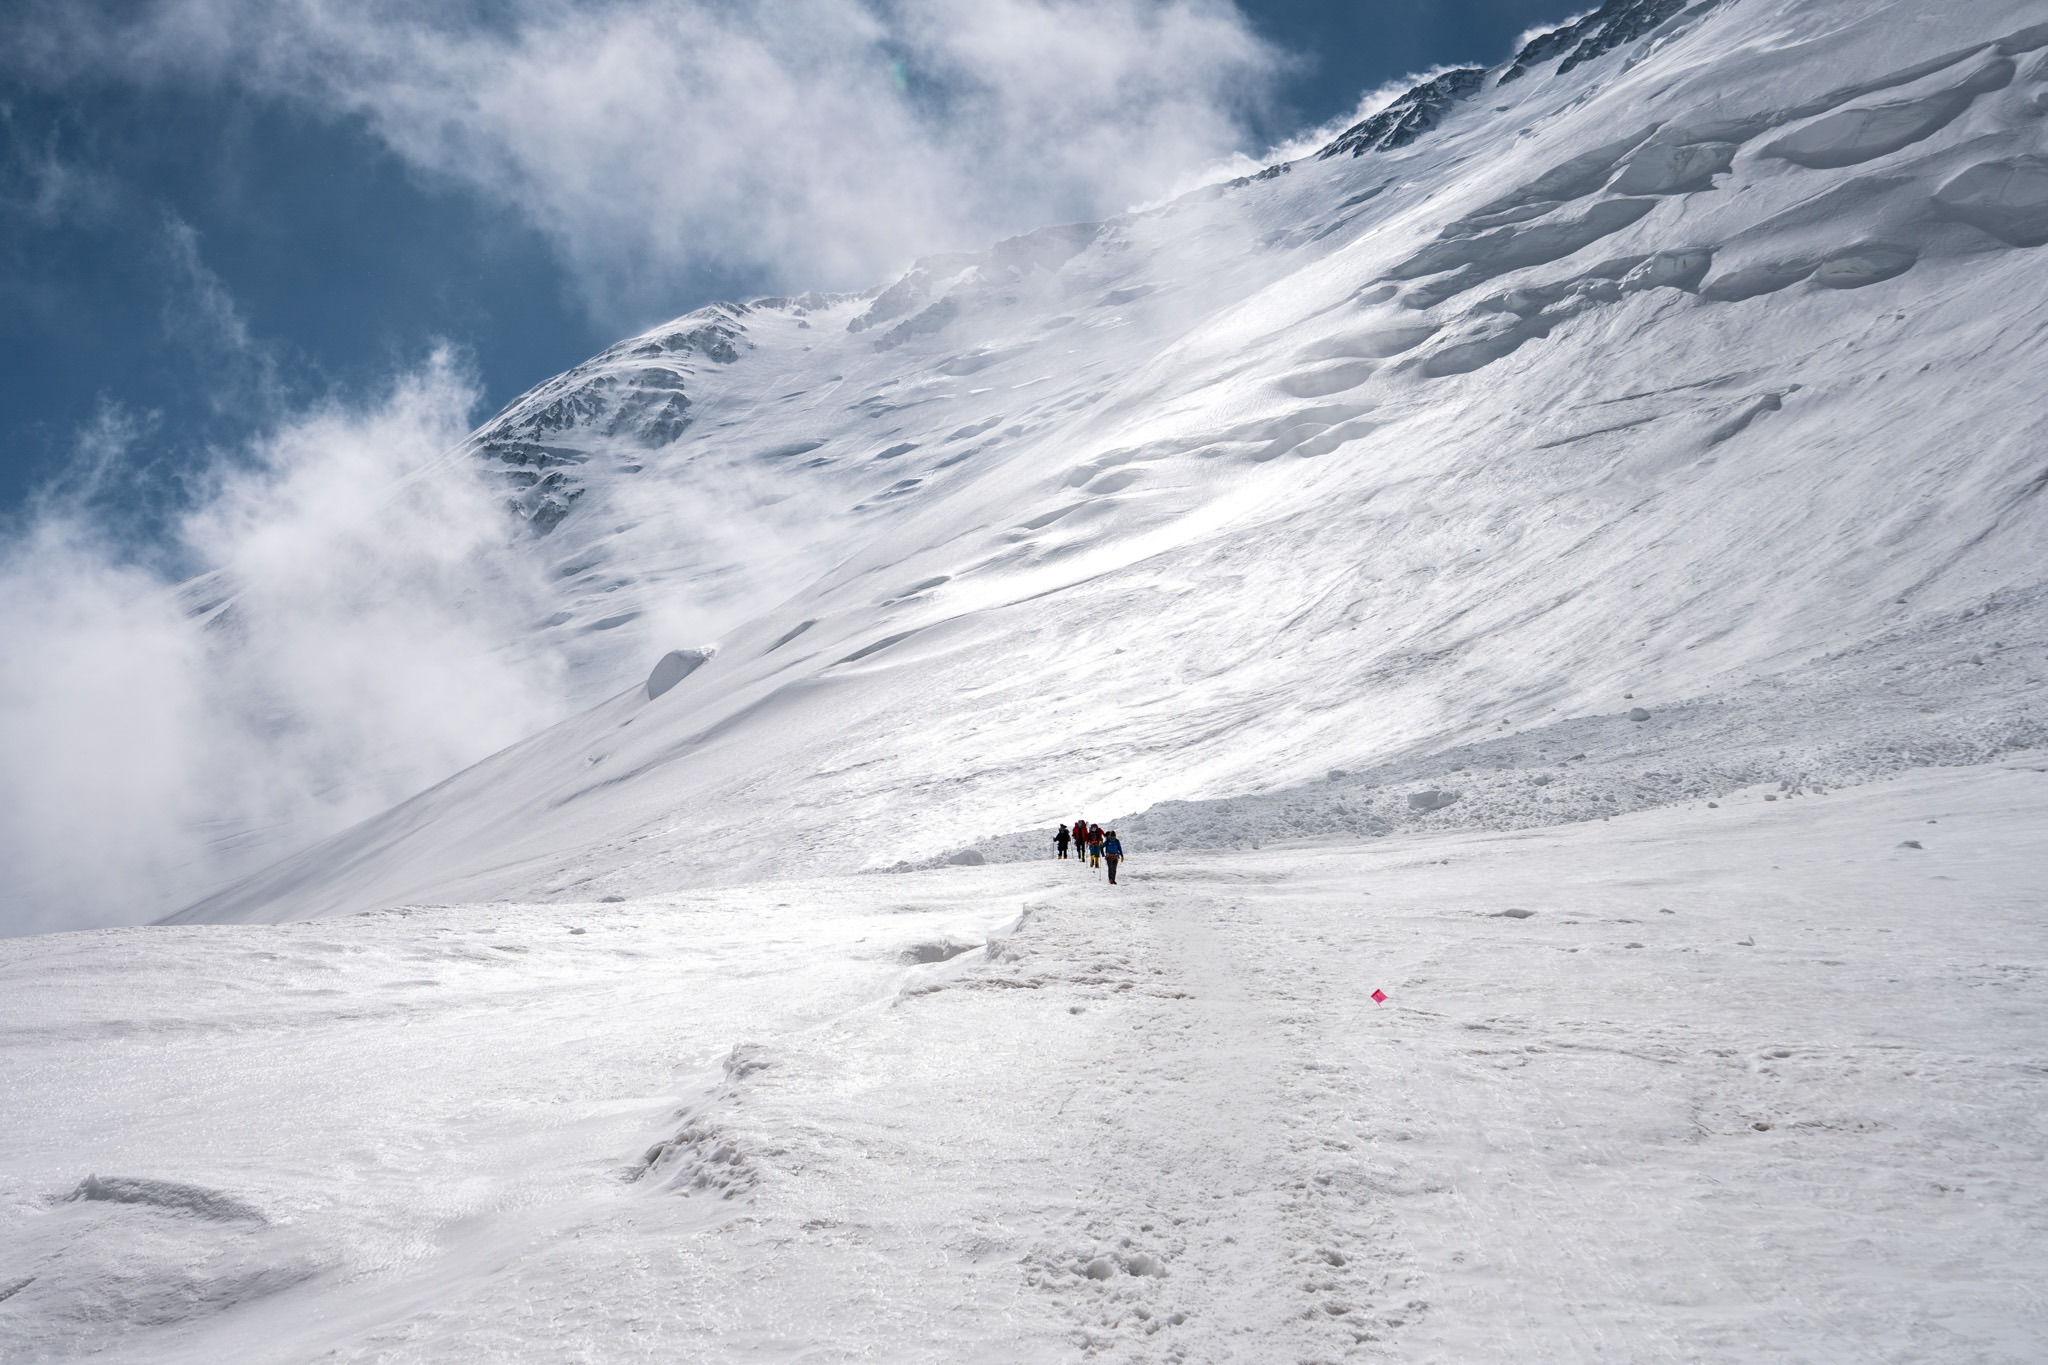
5 763 2043 1361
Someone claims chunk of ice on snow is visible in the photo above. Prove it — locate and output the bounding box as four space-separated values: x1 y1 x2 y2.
646 648 713 700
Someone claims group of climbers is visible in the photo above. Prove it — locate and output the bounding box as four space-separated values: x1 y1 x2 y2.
1054 820 1125 884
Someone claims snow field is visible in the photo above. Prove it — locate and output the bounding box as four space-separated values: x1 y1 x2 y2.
0 879 1022 1360
6 761 2044 1361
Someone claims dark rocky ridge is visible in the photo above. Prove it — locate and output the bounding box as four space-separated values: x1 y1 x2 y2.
1502 0 1709 84
1318 68 1487 159
1317 0 1717 163
466 302 755 533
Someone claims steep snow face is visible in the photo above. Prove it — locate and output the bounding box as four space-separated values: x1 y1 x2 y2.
175 0 2048 923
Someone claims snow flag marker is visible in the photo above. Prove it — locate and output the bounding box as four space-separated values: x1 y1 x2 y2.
1372 989 1387 1004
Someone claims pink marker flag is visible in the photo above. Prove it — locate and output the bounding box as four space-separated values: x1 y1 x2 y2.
1371 989 1387 1004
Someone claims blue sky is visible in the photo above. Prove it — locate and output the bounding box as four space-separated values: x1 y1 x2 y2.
0 0 1581 529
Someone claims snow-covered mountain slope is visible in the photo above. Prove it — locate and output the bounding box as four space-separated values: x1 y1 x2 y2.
172 0 2048 924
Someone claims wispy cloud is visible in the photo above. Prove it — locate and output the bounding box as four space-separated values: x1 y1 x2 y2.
4 0 1283 327
159 214 288 419
0 350 570 936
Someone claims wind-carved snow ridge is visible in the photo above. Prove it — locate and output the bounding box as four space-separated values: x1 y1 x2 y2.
1348 32 2047 378
161 0 2048 925
66 1175 268 1224
630 1044 773 1200
645 647 713 701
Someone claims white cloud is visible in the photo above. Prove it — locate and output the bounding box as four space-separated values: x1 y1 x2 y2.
0 515 212 936
160 213 289 419
0 350 570 936
6 0 1284 327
